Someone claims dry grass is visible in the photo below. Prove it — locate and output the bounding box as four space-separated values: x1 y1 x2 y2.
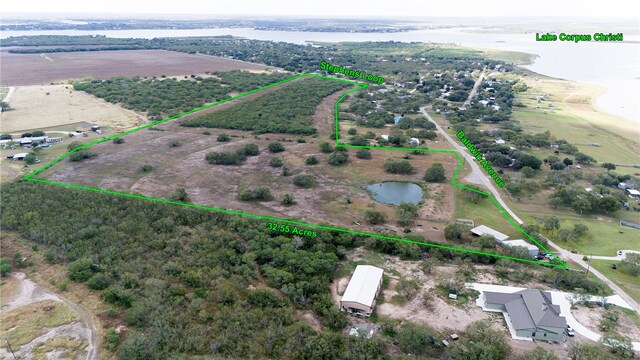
31 336 88 360
0 300 78 347
0 84 144 133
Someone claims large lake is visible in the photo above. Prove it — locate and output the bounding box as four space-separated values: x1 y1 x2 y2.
2 27 638 122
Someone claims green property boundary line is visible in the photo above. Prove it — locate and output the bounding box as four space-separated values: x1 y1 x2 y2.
24 72 568 269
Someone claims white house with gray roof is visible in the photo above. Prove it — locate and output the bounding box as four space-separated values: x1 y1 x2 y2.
481 289 566 342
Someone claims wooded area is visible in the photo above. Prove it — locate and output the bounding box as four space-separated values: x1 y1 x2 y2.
181 77 349 135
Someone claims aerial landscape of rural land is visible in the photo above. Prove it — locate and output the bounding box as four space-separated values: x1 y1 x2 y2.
0 1 639 359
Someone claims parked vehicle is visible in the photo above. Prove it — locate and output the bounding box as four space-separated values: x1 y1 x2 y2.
566 326 575 337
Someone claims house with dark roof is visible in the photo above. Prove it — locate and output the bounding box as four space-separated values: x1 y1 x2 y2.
481 289 566 342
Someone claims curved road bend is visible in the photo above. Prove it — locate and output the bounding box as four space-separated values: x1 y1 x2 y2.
421 106 640 314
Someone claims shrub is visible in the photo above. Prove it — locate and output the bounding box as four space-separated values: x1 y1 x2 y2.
268 141 285 153
239 187 273 201
293 175 316 188
217 133 231 142
113 137 125 144
281 193 295 205
281 166 291 176
396 203 418 227
424 163 446 183
67 258 95 282
87 273 112 290
305 156 319 165
140 164 154 172
319 142 333 153
385 159 414 174
356 148 372 159
67 141 83 151
202 131 211 135
365 210 387 225
270 157 284 167
328 151 348 166
297 138 306 143
239 143 260 156
205 151 246 165
347 128 357 135
24 153 38 165
169 139 182 147
170 188 190 202
69 151 95 162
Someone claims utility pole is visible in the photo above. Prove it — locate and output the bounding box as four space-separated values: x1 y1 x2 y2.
4 337 17 359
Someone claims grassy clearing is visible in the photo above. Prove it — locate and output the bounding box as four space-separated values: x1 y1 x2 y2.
589 259 640 303
454 187 520 238
32 336 87 360
514 76 640 175
543 217 640 255
0 300 79 347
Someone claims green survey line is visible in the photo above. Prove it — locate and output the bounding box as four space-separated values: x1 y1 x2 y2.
24 72 568 269
25 177 567 269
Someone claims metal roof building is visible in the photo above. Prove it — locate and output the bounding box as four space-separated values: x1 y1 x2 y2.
502 239 539 258
470 225 510 243
340 265 384 317
482 289 566 342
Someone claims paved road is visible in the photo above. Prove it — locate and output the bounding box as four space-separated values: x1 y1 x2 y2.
420 106 524 224
543 238 640 313
422 104 640 313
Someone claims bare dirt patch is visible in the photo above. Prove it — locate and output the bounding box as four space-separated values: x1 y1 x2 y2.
0 84 143 133
0 50 269 86
37 80 456 242
572 305 640 342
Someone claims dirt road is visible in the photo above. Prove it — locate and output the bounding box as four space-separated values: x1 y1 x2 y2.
1 272 99 360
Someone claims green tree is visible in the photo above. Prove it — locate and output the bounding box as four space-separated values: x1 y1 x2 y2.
0 258 12 277
543 216 560 235
113 137 125 144
365 210 387 225
396 203 418 227
462 185 488 203
572 223 589 238
601 162 616 172
24 153 38 165
397 323 442 356
67 258 95 282
514 346 557 360
424 163 446 183
445 223 466 242
598 310 619 332
67 141 83 151
328 151 348 166
600 333 635 359
520 166 536 178
575 152 597 165
355 148 371 159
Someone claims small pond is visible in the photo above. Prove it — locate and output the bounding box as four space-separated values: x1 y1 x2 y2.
364 182 424 206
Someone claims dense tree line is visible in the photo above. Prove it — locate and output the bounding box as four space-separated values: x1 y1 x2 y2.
73 71 290 120
182 77 348 135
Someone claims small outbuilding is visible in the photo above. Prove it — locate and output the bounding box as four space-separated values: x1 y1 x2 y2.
340 265 384 317
470 225 509 243
626 189 640 199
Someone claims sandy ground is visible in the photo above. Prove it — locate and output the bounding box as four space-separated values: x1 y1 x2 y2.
572 304 640 342
0 272 97 360
0 84 144 133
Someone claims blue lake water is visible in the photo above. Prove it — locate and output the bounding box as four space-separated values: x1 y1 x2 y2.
365 182 424 206
2 27 638 121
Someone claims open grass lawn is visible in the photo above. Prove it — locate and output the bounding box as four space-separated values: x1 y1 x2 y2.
518 211 640 256
454 187 522 239
514 77 640 176
589 259 640 303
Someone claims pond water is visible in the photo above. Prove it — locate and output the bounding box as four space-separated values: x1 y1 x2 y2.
364 182 423 206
